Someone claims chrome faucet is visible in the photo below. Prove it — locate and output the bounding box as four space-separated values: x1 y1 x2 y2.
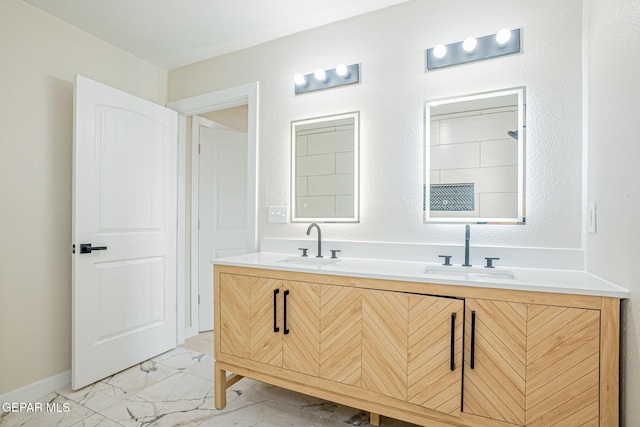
462 224 472 267
306 223 323 258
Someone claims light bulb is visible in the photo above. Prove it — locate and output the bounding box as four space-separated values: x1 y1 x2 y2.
496 28 512 45
336 63 349 77
463 37 477 52
314 68 327 82
294 73 306 86
433 44 447 59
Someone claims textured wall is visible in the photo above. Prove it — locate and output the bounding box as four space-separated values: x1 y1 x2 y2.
169 0 584 249
585 0 640 425
0 0 167 395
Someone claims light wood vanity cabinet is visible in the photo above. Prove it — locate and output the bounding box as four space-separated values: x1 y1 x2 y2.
362 289 464 416
463 299 601 426
214 265 620 427
219 273 323 376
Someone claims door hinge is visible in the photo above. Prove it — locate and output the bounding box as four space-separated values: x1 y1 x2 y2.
198 144 201 154
72 244 76 254
198 219 200 230
198 295 201 305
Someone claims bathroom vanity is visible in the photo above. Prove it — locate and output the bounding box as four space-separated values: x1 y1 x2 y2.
212 253 626 427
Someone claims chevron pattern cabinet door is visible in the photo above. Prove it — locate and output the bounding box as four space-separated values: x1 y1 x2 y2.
408 295 464 416
249 277 282 367
362 289 409 401
282 280 321 377
525 305 600 426
320 285 362 387
463 299 527 425
219 273 253 359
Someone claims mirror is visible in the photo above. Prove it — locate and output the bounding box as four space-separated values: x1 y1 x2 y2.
424 87 525 224
291 112 359 222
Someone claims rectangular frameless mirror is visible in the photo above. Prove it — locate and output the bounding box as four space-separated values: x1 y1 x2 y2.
424 87 525 224
291 112 359 222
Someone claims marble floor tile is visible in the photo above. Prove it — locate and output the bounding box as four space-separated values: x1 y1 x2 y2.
217 378 419 427
235 381 328 407
98 372 216 427
58 361 177 412
2 334 421 427
152 347 209 371
69 413 125 426
201 398 361 427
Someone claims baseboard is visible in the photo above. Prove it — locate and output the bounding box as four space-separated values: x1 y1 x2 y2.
0 370 71 404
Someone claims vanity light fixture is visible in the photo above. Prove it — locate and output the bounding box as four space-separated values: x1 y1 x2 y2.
335 63 349 77
433 44 447 59
294 63 360 94
426 28 521 71
496 28 512 45
294 73 306 86
462 36 477 52
314 68 327 82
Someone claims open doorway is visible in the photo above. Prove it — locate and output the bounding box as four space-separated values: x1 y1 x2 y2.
193 107 249 331
168 82 258 342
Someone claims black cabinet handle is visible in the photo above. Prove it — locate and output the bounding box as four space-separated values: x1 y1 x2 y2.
283 290 290 335
470 310 476 369
450 312 456 371
273 289 280 333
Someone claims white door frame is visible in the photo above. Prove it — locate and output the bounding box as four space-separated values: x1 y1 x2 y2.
168 82 259 341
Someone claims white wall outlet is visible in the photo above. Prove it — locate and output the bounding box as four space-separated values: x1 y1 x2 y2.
268 206 288 223
588 202 597 233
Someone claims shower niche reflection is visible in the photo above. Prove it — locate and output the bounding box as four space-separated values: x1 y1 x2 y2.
424 87 525 224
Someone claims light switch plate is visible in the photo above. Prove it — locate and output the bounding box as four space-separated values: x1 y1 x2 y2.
268 206 288 223
588 202 597 233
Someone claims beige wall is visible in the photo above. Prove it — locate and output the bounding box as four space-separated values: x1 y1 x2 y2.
201 106 249 132
586 0 640 425
0 0 167 395
169 0 585 249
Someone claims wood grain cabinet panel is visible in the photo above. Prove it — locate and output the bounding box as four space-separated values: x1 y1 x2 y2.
464 299 601 426
249 276 282 367
464 299 527 425
362 290 464 415
219 275 331 379
362 289 410 400
219 273 254 359
407 295 464 417
525 305 600 426
320 285 362 387
282 280 321 376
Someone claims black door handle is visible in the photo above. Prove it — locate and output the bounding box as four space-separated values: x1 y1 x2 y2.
79 243 108 254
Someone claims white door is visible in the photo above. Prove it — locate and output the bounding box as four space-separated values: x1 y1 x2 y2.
72 75 178 390
198 125 249 331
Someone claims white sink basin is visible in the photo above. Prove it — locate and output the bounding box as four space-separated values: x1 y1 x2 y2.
422 266 516 280
277 257 341 266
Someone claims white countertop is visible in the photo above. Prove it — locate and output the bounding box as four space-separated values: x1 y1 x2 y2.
212 252 629 299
